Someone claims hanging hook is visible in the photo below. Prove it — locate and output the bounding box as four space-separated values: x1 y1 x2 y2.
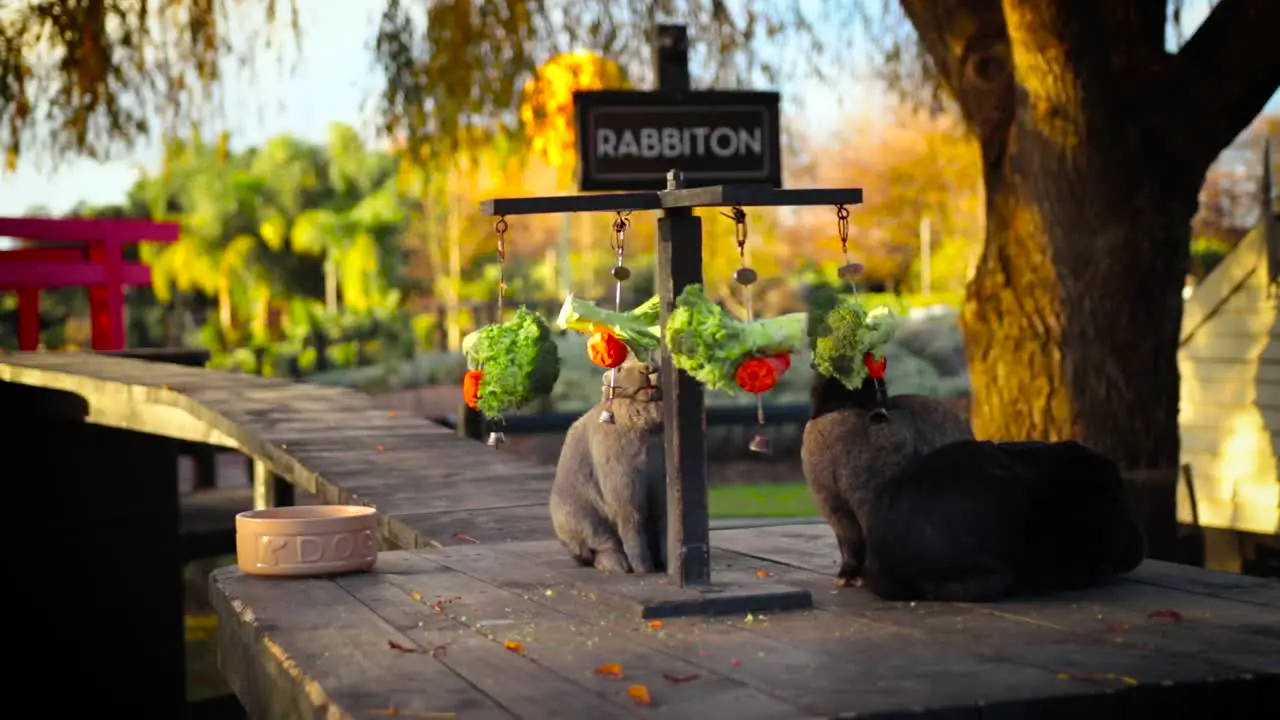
494 216 509 318
834 204 863 285
834 205 850 259
722 206 749 260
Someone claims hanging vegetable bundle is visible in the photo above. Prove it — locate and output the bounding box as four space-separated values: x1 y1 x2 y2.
808 292 899 391
556 293 662 368
664 284 808 394
461 307 561 419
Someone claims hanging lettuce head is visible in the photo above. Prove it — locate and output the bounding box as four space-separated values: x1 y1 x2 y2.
664 284 808 393
809 294 899 391
556 293 662 355
461 307 561 418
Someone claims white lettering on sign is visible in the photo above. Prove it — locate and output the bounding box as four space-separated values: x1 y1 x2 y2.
595 126 764 160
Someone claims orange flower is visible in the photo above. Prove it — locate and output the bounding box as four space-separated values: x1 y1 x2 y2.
734 354 791 394
587 330 629 369
462 370 483 410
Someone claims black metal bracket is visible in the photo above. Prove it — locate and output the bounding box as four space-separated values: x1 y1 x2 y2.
479 183 864 217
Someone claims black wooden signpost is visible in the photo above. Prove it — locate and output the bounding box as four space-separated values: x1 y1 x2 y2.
478 25 864 617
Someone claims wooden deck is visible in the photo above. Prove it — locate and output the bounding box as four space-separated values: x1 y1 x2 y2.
8 351 1280 717
212 525 1280 720
0 351 559 550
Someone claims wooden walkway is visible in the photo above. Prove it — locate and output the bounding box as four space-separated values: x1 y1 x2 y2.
213 524 1280 719
0 351 558 550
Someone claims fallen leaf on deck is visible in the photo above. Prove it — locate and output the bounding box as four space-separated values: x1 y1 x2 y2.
409 590 424 602
1147 609 1184 622
368 709 456 718
504 640 526 654
626 685 653 705
387 640 420 653
388 410 398 418
451 532 481 544
430 644 449 658
730 658 742 666
1056 672 1138 686
755 570 770 578
375 444 388 452
647 620 664 629
662 673 701 684
593 663 625 679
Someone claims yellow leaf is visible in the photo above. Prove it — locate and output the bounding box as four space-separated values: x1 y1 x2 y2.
504 641 525 654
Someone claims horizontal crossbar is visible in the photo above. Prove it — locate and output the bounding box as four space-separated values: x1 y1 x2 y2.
480 184 864 217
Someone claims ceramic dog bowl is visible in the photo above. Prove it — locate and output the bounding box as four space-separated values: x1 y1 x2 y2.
235 505 379 577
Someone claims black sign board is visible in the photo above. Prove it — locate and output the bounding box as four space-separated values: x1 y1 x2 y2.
574 90 782 192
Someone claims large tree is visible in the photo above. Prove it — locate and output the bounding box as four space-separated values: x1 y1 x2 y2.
893 0 1279 556
3 0 1278 556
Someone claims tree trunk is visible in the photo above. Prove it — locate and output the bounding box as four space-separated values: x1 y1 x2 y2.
323 254 339 315
898 0 1225 561
963 135 1199 559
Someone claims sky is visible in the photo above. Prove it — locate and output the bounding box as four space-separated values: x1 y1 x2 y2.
0 0 1275 218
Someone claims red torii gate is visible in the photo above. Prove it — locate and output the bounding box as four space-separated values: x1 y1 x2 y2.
0 217 180 351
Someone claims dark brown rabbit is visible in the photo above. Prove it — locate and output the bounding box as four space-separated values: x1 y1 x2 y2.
801 363 974 587
550 362 666 574
861 439 1148 602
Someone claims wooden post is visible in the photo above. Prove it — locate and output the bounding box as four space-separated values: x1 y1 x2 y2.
459 403 484 441
8 404 185 714
658 170 712 587
252 458 295 509
16 287 39 350
654 24 690 94
88 239 127 351
651 24 711 587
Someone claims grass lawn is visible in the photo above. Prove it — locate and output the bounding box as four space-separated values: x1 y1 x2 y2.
708 482 818 519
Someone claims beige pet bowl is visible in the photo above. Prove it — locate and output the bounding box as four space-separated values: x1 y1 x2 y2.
235 505 379 577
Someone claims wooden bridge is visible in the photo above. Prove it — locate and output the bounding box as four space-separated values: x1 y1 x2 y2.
4 351 1280 719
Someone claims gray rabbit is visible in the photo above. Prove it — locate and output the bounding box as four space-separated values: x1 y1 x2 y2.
802 367 974 587
550 362 666 573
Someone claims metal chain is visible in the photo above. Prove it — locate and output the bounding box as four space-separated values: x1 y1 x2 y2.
610 211 630 264
723 206 748 263
494 216 509 319
835 204 850 261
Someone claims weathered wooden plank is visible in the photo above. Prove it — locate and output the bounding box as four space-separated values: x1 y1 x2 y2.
984 581 1280 673
210 567 515 720
392 550 812 720
1179 356 1280 383
1182 228 1263 342
1126 561 1280 608
488 542 1264 716
712 524 839 575
389 503 553 548
334 555 645 720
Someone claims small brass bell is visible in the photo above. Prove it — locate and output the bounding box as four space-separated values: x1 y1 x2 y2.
733 267 759 286
611 265 632 281
837 262 865 281
486 431 507 447
598 408 616 424
748 433 772 455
